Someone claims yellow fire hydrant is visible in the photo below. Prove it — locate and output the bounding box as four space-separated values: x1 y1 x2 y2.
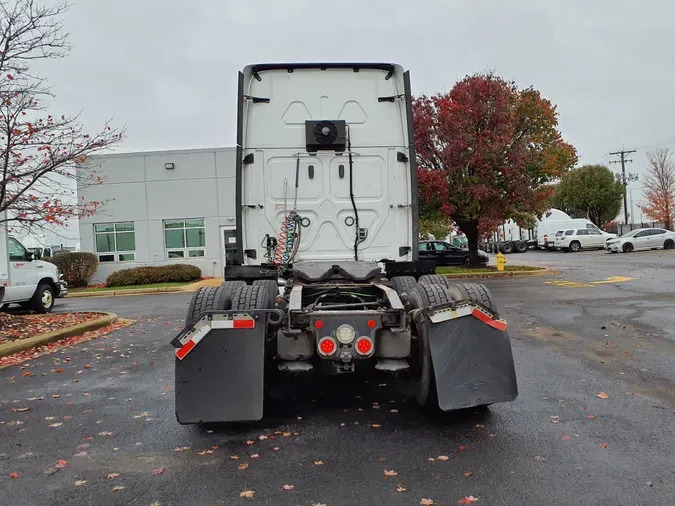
496 251 507 271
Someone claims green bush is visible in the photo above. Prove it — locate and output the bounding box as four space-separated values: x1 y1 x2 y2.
47 252 99 288
106 264 202 287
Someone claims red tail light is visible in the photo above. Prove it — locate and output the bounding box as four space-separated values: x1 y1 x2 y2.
355 337 374 356
318 337 337 356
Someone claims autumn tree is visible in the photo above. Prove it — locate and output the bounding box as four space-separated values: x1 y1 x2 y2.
640 148 675 230
414 71 577 264
0 0 124 233
551 165 624 227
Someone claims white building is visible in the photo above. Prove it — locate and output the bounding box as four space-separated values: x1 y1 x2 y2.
77 147 238 283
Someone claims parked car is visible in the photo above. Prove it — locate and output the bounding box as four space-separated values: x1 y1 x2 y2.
605 228 675 253
555 228 617 252
419 240 489 265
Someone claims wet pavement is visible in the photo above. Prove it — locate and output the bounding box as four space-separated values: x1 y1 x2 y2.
1 250 675 505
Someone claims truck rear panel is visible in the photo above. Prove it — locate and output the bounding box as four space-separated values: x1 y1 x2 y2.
235 63 418 266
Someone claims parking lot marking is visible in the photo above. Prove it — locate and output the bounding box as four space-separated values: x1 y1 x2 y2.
546 276 633 288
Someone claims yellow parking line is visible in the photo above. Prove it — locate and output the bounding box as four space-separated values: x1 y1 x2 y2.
545 276 633 288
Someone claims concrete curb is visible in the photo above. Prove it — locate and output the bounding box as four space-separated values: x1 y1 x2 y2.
67 287 188 298
441 268 560 279
0 312 118 357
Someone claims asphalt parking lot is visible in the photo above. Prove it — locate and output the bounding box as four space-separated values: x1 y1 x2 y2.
2 250 675 505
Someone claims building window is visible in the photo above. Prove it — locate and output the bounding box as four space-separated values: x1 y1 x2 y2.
94 222 136 262
164 219 205 259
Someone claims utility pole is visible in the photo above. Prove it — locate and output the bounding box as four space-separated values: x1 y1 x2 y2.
609 148 638 224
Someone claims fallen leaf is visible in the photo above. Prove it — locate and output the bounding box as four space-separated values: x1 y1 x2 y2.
313 504 327 506
230 455 239 460
314 460 324 465
238 463 249 470
240 490 255 499
11 407 31 412
43 467 59 476
245 440 255 445
282 432 291 437
587 415 596 419
464 472 473 477
437 455 449 461
534 456 546 462
428 458 435 462
458 496 479 504
273 447 280 451
74 451 88 457
458 445 467 451
49 422 62 428
372 424 382 428
420 499 435 505
10 472 18 478
112 485 125 492
107 473 120 479
174 446 190 452
56 368 64 373
212 445 219 450
98 431 113 437
250 453 259 459
197 450 213 455
384 469 398 477
390 409 399 413
151 503 160 506
52 394 60 398
597 392 609 399
153 467 165 475
74 480 87 486
281 484 294 490
562 435 571 441
55 459 68 469
258 435 268 440
397 485 407 492
600 443 607 448
339 423 345 427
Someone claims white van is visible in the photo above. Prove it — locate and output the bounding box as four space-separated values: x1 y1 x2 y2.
0 217 64 312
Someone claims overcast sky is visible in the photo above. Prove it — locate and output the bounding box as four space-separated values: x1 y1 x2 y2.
33 0 675 222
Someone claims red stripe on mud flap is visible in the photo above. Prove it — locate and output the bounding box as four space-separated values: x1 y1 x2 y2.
232 319 255 329
175 339 197 360
471 308 508 332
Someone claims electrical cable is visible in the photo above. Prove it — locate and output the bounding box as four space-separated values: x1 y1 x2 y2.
347 125 360 261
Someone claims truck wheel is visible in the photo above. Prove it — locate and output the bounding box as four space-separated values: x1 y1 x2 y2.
515 240 528 253
408 282 453 409
501 242 514 254
185 286 231 325
30 283 55 313
252 279 280 297
446 282 498 313
390 276 416 298
221 280 247 299
418 274 451 289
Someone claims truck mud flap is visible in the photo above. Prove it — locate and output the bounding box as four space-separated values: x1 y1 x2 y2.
171 309 283 424
425 304 518 411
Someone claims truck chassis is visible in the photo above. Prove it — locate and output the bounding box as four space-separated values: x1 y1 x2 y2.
172 262 518 424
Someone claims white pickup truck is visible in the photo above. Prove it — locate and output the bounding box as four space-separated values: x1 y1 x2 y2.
0 218 65 313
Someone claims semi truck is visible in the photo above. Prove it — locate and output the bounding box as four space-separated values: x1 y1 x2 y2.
0 212 65 312
172 63 518 425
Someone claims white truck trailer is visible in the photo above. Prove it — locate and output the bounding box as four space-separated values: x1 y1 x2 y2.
172 63 518 425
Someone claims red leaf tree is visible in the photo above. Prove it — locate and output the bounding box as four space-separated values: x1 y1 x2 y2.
640 148 675 230
0 0 124 234
413 71 577 263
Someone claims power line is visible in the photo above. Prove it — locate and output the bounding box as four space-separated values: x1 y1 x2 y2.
609 149 638 224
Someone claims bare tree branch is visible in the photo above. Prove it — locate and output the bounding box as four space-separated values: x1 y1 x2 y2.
640 147 675 230
0 0 124 233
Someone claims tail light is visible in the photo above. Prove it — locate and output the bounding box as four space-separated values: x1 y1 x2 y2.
318 337 337 356
355 336 374 356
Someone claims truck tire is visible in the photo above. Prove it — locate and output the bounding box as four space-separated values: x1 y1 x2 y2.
418 274 451 289
185 286 231 325
231 284 275 311
390 276 416 297
501 241 514 254
446 282 498 313
30 283 55 313
221 280 247 299
515 240 528 253
408 282 453 409
252 279 280 297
